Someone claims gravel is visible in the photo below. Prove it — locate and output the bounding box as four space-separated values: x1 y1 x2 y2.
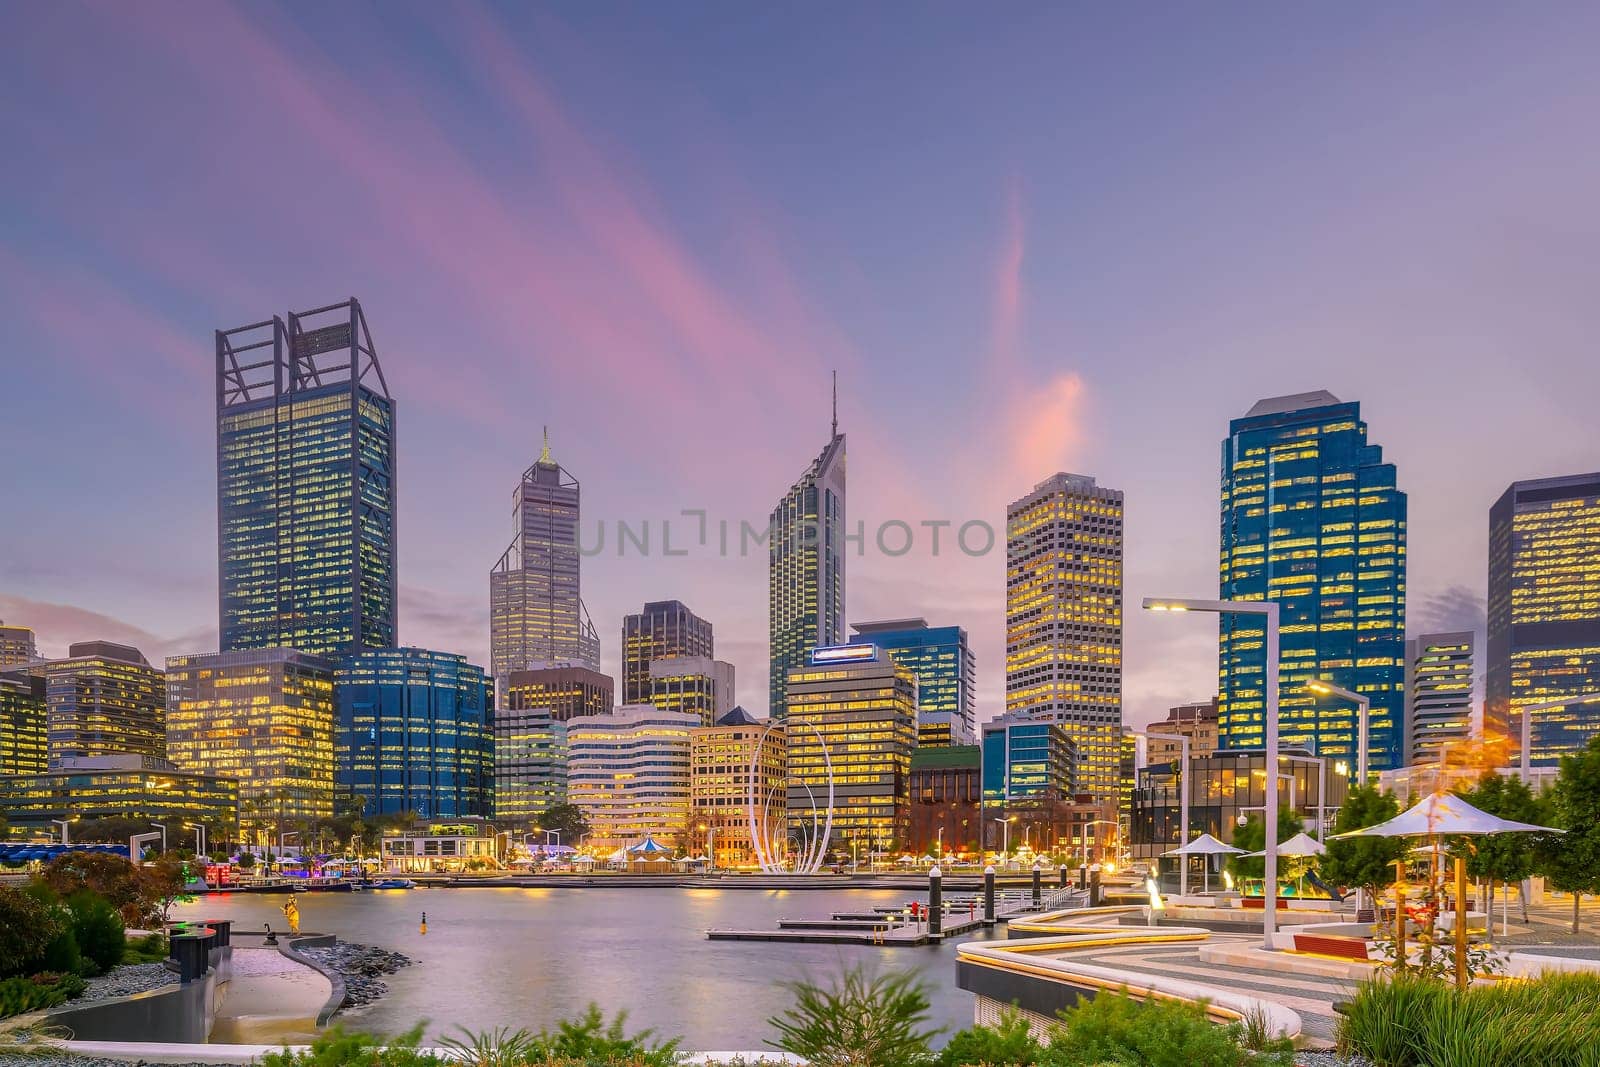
76 963 176 1004
1295 1052 1372 1067
295 942 413 1010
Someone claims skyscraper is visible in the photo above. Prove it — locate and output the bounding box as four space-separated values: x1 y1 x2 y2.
981 711 1075 804
0 668 48 777
769 390 846 715
490 431 600 677
1486 473 1600 766
622 600 714 704
648 657 735 726
851 619 976 745
0 620 37 666
216 298 397 657
494 708 567 827
334 648 494 819
1404 633 1474 767
690 708 786 868
1219 392 1407 772
44 641 165 767
1005 473 1124 800
500 665 613 723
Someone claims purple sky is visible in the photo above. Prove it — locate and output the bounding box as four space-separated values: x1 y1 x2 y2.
2 4 1597 724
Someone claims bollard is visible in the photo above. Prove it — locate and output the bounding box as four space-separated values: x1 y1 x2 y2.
983 865 996 923
1032 861 1042 907
929 866 943 937
420 911 428 936
1059 864 1069 889
1079 863 1089 891
1090 864 1102 907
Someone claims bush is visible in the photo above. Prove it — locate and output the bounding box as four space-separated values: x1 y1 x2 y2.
0 972 88 1019
938 1007 1043 1065
123 931 169 963
265 1014 685 1067
67 891 125 975
0 887 65 977
768 966 941 1066
1041 989 1292 1067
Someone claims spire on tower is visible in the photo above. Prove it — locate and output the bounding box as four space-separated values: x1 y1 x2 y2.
539 425 552 464
831 369 838 439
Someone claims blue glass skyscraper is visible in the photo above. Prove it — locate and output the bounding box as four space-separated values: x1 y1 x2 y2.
334 648 493 818
1219 392 1406 774
851 619 975 744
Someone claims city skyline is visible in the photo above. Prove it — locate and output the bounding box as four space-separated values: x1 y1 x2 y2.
4 5 1600 729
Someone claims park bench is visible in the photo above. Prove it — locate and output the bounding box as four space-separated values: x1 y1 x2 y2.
1291 933 1371 961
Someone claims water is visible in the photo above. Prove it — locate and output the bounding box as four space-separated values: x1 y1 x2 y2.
173 886 992 1049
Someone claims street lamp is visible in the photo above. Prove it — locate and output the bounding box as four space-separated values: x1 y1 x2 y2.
1146 595 1281 951
1306 681 1371 784
149 823 167 854
993 817 1013 859
51 817 76 846
184 822 207 858
1278 755 1328 840
1132 731 1191 896
1516 693 1600 780
1083 819 1119 866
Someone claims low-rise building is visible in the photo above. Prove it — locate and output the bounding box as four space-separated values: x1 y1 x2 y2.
0 754 238 837
908 744 980 856
568 705 697 854
690 707 784 868
380 820 499 873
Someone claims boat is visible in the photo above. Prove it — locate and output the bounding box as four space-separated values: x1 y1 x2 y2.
370 878 417 890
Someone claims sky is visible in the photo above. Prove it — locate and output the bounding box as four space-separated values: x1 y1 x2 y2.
2 3 1598 725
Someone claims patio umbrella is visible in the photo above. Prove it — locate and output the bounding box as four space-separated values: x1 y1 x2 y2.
1244 831 1328 857
627 836 672 855
1163 833 1246 894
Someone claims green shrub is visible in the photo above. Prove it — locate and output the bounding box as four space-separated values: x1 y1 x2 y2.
261 1025 441 1067
768 966 940 1067
522 1005 681 1065
123 931 169 963
265 1013 683 1067
0 887 65 978
0 972 88 1019
67 891 125 976
1041 989 1291 1067
938 1006 1043 1065
37 918 82 978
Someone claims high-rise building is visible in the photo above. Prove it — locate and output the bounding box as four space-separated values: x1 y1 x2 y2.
1405 633 1475 766
1219 392 1407 773
0 620 37 666
216 299 397 657
500 665 613 723
648 657 735 727
1486 473 1600 766
0 668 48 777
785 644 917 850
1005 472 1124 800
334 648 493 819
567 705 697 853
1146 698 1222 764
622 601 714 704
490 432 600 677
165 648 335 835
769 396 846 716
981 712 1075 805
850 619 976 745
45 641 165 767
494 708 568 827
690 708 786 868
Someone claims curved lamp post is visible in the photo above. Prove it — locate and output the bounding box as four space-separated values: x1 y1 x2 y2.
1306 681 1370 785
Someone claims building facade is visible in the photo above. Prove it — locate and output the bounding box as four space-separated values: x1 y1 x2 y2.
981 712 1075 805
0 755 238 837
1486 473 1600 767
851 619 976 745
165 648 335 834
493 708 567 827
500 665 613 723
45 642 165 767
784 644 917 852
1405 632 1475 766
1146 699 1222 764
567 706 697 852
216 299 397 657
334 648 493 819
648 656 735 726
1219 392 1407 773
0 620 37 667
908 744 980 856
690 708 785 868
489 433 600 676
622 600 714 704
1005 472 1124 800
769 417 847 716
0 668 48 777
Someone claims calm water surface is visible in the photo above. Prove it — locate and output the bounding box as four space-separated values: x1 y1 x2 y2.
174 886 992 1048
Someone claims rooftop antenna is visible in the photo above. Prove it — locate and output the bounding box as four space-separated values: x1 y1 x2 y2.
831 370 838 438
539 425 552 464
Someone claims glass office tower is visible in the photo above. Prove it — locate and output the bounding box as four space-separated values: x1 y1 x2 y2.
981 712 1075 804
1486 472 1600 766
216 299 397 657
851 619 975 745
335 648 494 819
0 668 48 776
622 600 714 704
1219 392 1406 773
45 642 166 767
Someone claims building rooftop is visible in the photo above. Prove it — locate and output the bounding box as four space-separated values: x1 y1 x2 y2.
715 706 762 727
911 745 981 770
1242 391 1342 418
851 618 929 634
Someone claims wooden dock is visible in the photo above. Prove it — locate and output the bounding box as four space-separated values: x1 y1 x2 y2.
708 914 990 946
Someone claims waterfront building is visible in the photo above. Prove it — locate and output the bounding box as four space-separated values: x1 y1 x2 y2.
334 648 493 819
982 712 1075 805
45 641 165 767
622 600 714 704
0 668 48 777
380 820 499 873
165 648 335 834
1146 699 1222 764
493 707 567 827
769 398 847 716
500 665 613 723
689 708 785 868
648 656 735 727
490 432 600 677
908 744 980 856
1219 392 1407 773
851 619 976 745
0 754 238 837
1005 473 1124 799
785 644 917 852
567 705 697 853
1405 632 1475 766
1486 473 1600 767
216 299 397 657
0 620 37 666
1129 747 1350 859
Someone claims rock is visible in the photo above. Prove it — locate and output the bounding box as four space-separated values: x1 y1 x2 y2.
295 941 412 1012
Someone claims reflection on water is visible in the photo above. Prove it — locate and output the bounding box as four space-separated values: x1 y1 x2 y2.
176 886 989 1048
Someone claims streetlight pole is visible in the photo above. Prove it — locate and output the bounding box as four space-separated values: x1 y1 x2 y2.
1517 693 1600 781
1136 731 1191 896
993 817 1010 860
1146 596 1281 951
184 822 207 858
51 818 72 846
150 823 167 854
1306 681 1371 785
1279 755 1327 840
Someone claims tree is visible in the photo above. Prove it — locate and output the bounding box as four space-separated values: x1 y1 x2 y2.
1537 737 1600 934
1456 772 1550 915
0 886 65 977
1227 810 1303 881
1321 786 1406 911
535 803 591 845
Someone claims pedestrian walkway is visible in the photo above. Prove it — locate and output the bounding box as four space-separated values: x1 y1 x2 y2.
209 947 331 1044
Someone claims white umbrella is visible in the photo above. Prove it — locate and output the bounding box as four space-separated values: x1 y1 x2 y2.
1162 833 1245 894
1244 832 1327 858
1330 791 1563 839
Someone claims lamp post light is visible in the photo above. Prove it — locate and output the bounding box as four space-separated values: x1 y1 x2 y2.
1133 731 1191 896
1146 596 1281 951
150 823 168 854
1306 681 1371 785
1083 819 1119 867
51 818 74 846
1279 755 1328 840
184 822 207 858
1516 693 1600 781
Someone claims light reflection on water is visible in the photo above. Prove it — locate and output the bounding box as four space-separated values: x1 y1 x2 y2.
175 886 993 1048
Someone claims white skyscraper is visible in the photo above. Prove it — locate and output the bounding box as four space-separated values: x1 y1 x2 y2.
1405 632 1474 766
